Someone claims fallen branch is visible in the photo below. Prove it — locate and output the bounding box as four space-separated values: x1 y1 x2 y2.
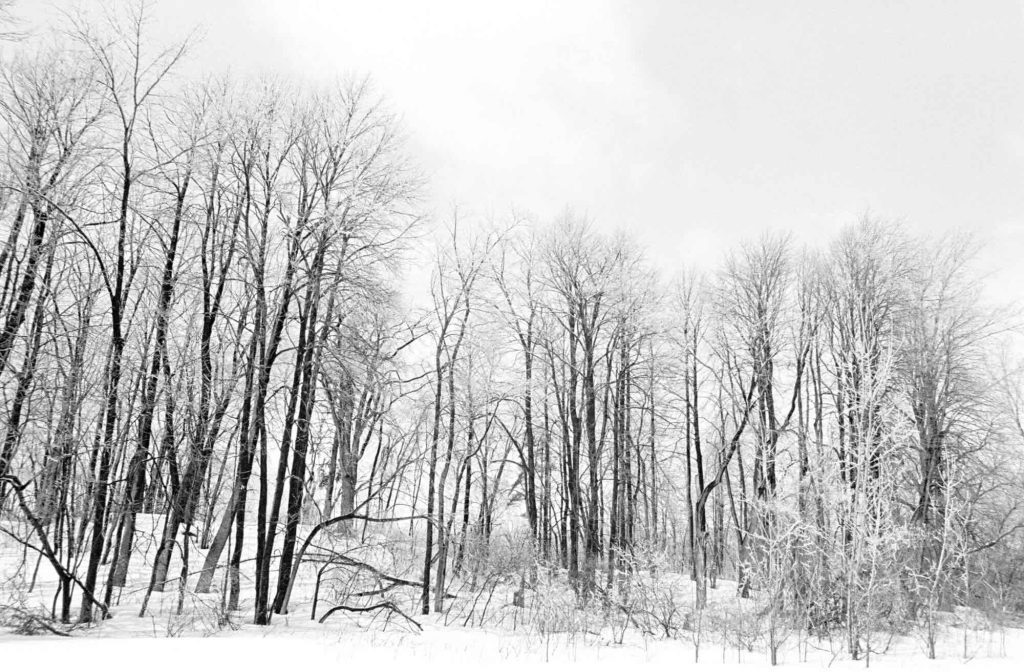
331 553 458 597
0 606 73 637
317 601 422 631
279 511 431 614
311 552 456 619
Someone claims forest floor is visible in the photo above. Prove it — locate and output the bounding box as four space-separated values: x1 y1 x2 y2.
1 515 1022 669
3 617 1022 671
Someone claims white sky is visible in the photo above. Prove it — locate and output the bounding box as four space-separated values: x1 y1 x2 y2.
13 0 1024 302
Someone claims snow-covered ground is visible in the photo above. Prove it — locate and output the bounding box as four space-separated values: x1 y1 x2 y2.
2 516 1022 669
3 624 1023 671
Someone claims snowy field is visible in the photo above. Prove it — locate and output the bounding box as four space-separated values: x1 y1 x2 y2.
2 519 1022 670
3 520 1022 672
3 621 1023 671
2 512 1021 670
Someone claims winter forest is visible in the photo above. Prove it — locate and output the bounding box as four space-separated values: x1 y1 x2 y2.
2 1 1024 669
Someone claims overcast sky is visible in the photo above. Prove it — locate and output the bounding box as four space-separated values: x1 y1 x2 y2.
14 0 1024 301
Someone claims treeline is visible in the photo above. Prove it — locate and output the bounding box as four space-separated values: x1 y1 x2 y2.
0 4 1022 657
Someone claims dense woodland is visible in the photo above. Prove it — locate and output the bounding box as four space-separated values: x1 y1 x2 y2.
2 3 1024 662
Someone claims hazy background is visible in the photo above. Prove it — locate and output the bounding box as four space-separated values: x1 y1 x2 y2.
11 0 1024 302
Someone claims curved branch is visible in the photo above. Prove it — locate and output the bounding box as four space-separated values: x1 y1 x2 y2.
317 601 422 630
279 511 431 614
